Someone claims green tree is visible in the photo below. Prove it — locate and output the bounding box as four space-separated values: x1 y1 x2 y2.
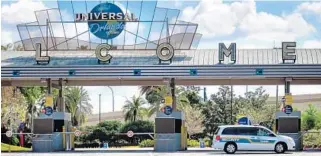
15 44 24 51
90 120 122 142
139 86 161 96
210 85 236 124
201 86 238 140
120 120 154 133
180 104 204 137
302 104 320 130
122 95 147 122
144 86 167 117
1 87 27 128
201 100 223 139
64 86 93 126
183 90 202 107
236 87 273 125
1 43 13 51
18 87 46 128
144 86 190 117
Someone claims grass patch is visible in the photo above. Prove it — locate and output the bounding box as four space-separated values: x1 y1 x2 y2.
1 143 31 152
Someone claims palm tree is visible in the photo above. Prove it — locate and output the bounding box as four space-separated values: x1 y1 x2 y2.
18 87 46 128
122 95 147 122
1 43 13 51
144 86 190 117
64 86 93 126
139 86 161 95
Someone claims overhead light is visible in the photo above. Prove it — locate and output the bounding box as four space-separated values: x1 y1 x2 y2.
163 77 170 83
40 78 47 83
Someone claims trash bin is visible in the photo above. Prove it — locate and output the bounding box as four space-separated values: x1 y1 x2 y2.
103 143 108 148
200 140 205 148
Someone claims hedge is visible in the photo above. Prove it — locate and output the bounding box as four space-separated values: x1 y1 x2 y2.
303 130 321 147
139 139 154 147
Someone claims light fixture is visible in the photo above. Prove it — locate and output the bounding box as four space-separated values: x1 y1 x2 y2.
40 78 47 83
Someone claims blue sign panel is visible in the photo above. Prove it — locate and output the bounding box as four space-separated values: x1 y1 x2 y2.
190 69 198 76
13 70 20 76
238 117 251 125
256 69 263 75
163 106 173 115
69 70 76 76
44 106 53 116
284 105 293 114
88 3 125 40
133 69 141 76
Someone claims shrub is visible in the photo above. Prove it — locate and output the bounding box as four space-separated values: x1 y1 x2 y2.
187 139 199 147
303 129 321 147
139 139 154 147
204 137 212 147
120 120 154 133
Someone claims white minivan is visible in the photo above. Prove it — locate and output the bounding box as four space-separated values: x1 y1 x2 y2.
212 125 296 154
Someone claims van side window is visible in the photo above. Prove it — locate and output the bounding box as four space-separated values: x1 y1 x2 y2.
257 128 275 137
237 127 259 136
222 128 237 135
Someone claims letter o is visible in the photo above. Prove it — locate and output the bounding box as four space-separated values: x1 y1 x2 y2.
95 44 112 62
156 43 174 61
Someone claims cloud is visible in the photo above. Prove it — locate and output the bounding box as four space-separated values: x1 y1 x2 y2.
179 0 317 48
1 0 47 24
1 31 13 45
179 0 255 37
240 12 316 42
302 40 321 48
296 1 321 17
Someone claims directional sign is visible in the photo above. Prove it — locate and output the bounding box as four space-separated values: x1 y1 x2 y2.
163 106 173 115
6 131 12 137
45 95 53 107
284 105 293 114
127 130 134 137
44 106 53 116
74 130 81 136
165 96 172 105
285 94 293 105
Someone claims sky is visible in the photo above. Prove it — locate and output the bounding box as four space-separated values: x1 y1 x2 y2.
1 0 321 114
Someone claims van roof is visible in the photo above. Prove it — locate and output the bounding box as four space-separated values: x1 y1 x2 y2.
218 125 264 128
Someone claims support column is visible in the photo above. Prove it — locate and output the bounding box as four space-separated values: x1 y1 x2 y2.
170 78 176 110
47 78 52 94
57 78 64 112
285 80 290 94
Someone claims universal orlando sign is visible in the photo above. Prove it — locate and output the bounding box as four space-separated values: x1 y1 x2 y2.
36 2 175 64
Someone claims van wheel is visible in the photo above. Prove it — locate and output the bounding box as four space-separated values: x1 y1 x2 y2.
275 143 286 153
224 142 237 154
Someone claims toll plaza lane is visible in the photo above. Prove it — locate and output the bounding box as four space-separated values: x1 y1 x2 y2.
2 150 321 156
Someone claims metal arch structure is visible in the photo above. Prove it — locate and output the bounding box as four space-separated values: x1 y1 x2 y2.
15 1 202 51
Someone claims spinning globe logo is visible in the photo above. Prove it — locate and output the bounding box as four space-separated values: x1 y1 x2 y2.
88 3 125 40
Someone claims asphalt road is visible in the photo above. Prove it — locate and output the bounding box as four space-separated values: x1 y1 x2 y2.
2 150 321 156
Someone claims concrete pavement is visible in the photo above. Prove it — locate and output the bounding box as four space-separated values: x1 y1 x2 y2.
2 148 321 156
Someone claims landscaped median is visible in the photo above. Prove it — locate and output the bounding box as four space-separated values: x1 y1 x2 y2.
1 143 31 152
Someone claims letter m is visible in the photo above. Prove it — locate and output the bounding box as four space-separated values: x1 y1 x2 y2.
219 43 236 64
